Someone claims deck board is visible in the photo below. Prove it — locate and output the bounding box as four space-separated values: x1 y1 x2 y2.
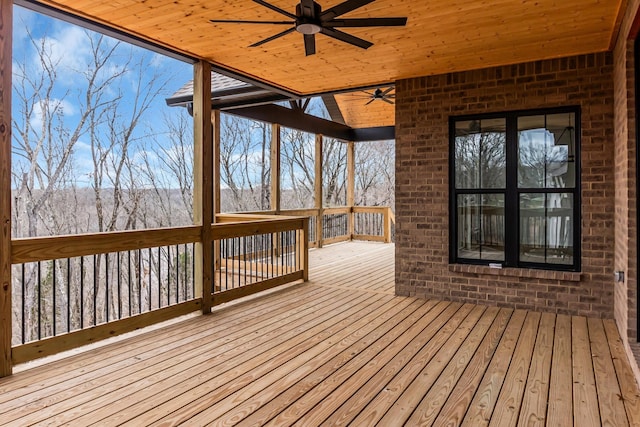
0 241 638 426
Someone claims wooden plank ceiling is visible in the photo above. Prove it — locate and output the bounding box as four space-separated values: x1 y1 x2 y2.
32 0 624 128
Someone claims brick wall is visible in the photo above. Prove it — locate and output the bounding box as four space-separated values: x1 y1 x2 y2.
395 52 616 318
613 0 640 378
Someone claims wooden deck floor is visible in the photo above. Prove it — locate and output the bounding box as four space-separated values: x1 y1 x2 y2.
1 241 639 426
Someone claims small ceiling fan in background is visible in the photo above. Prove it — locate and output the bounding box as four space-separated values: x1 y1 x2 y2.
348 86 395 105
210 0 408 56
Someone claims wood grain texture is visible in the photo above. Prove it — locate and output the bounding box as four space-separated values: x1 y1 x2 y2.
546 314 573 426
459 309 527 427
406 307 510 426
30 0 623 97
194 61 213 312
11 226 201 264
603 319 640 427
488 311 541 427
587 317 628 427
11 300 202 366
518 312 555 426
0 0 12 378
314 134 323 248
572 316 601 427
271 123 281 213
0 243 638 426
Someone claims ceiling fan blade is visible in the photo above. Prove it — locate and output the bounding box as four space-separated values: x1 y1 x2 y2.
253 0 297 20
304 34 316 56
249 27 296 47
325 17 408 27
320 27 373 50
365 98 375 106
382 98 394 104
210 19 293 25
382 87 394 95
321 0 375 21
300 0 318 19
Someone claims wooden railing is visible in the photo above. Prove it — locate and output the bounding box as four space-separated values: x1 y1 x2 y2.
353 206 394 243
211 214 308 306
231 206 395 247
9 215 308 364
230 206 396 248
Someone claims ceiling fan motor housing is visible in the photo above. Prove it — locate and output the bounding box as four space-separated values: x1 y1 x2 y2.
295 1 322 34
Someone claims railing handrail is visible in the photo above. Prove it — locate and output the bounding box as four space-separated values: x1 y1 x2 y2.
12 226 201 264
212 216 307 240
10 213 310 364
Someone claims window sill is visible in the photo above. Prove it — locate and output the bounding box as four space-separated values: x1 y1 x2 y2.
449 264 581 282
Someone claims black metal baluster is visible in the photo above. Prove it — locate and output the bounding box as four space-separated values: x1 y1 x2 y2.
223 240 228 291
148 248 152 310
37 261 41 340
93 254 97 326
158 247 162 308
183 244 188 300
138 249 142 314
21 264 25 344
67 258 71 333
280 231 285 274
232 238 237 289
52 259 56 337
105 253 110 322
176 244 179 304
128 250 132 317
192 243 195 298
117 252 121 319
80 256 84 329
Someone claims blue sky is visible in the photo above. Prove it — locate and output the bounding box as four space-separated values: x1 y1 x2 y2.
11 5 336 193
11 5 193 188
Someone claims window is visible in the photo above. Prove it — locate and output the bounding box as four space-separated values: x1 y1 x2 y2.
449 107 580 271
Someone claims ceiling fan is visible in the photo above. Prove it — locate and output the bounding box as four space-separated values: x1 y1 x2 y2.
347 86 395 105
210 0 408 56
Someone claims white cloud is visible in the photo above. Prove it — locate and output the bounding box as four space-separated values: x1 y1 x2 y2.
29 97 77 131
28 26 92 86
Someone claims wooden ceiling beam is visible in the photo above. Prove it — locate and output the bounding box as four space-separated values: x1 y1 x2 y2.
225 103 394 142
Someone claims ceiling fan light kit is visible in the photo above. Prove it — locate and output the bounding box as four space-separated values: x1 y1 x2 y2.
210 0 408 56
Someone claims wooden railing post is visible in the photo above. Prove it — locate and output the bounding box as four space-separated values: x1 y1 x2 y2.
384 207 392 243
315 134 324 248
0 0 13 377
271 123 282 255
271 123 281 214
212 109 221 282
347 141 355 240
193 61 213 314
302 217 309 281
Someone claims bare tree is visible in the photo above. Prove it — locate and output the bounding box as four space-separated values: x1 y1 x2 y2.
355 140 395 208
219 114 271 212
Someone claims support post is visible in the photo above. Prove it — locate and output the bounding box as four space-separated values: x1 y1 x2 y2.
212 110 221 283
193 61 213 314
315 134 324 248
0 0 12 377
347 141 355 240
213 110 221 220
270 123 281 214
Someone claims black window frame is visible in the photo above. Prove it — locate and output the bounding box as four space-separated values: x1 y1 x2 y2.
449 106 581 272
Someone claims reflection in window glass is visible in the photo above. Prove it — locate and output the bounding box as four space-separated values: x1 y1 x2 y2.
519 193 573 265
455 118 506 189
457 194 505 261
518 113 576 189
